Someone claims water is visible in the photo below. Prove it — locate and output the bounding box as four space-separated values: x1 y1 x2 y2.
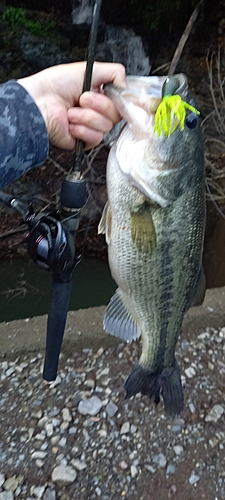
96 25 150 76
0 257 116 323
71 0 151 76
72 0 94 25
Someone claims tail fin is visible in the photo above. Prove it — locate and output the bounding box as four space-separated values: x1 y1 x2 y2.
124 361 184 416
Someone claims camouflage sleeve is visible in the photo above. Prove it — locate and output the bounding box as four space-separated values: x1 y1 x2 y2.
0 79 49 188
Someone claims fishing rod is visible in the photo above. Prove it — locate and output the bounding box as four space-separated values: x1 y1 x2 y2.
0 0 102 382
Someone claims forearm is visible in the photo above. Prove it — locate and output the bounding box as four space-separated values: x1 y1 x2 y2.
0 80 49 188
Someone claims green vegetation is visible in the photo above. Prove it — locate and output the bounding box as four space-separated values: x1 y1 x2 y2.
2 6 57 37
2 7 26 27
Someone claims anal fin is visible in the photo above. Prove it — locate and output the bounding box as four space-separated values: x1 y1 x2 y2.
103 289 141 342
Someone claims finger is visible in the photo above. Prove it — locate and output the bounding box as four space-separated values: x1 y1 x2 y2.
68 107 114 133
69 123 103 150
50 131 76 150
79 92 122 124
91 62 126 89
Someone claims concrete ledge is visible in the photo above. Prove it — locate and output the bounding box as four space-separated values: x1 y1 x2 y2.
1 287 225 360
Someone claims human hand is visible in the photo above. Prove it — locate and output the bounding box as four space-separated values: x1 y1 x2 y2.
18 61 126 150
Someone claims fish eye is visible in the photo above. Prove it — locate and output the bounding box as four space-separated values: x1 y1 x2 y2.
185 112 198 129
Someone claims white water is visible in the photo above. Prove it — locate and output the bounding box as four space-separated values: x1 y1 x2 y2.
72 0 94 25
71 0 151 75
96 25 151 76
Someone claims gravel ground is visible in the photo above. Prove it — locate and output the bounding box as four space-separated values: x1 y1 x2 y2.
1 290 225 500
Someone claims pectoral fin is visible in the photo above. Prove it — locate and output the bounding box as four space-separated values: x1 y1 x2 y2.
98 200 112 245
103 288 141 342
131 204 156 254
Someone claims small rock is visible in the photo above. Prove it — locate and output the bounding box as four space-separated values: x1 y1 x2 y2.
31 451 47 459
49 375 61 387
78 396 103 416
72 393 82 407
85 378 95 389
58 438 67 447
0 492 14 500
43 488 56 500
45 423 54 437
31 410 43 419
130 465 138 478
209 437 219 448
31 485 46 498
166 464 176 475
173 445 184 456
189 403 196 414
3 477 18 492
38 416 49 428
5 367 15 377
71 459 87 471
171 425 181 434
36 459 44 468
106 401 118 417
184 366 196 378
34 433 45 442
120 422 130 434
197 332 210 340
152 453 167 468
168 485 177 498
51 436 60 446
69 427 77 435
144 464 156 473
0 474 5 488
219 327 225 338
181 339 190 350
96 367 109 378
60 421 69 431
119 461 128 470
189 472 200 485
51 465 77 484
205 404 224 423
98 428 107 438
62 408 72 422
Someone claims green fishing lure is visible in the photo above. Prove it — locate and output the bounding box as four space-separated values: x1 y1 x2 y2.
154 81 200 137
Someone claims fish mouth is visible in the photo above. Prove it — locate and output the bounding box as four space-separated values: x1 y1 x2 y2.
104 74 188 123
104 74 188 106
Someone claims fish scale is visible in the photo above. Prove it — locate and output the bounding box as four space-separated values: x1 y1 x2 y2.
99 74 206 415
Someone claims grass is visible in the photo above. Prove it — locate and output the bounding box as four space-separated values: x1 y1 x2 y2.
2 6 57 38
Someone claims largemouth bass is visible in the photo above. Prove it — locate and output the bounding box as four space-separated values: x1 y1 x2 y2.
99 74 206 416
